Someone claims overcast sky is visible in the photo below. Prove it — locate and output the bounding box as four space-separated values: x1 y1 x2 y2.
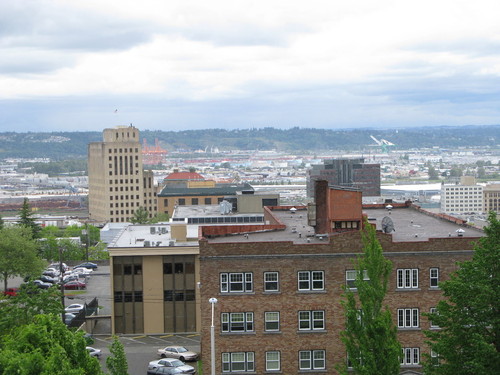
1 0 500 132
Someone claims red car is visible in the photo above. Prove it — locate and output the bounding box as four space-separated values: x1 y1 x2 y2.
2 287 18 296
63 281 86 290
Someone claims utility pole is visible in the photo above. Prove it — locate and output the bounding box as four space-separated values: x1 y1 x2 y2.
59 246 65 323
82 222 90 262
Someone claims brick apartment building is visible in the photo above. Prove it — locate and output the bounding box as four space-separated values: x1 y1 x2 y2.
198 181 483 374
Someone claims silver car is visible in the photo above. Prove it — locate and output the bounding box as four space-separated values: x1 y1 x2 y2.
157 346 198 362
148 358 195 373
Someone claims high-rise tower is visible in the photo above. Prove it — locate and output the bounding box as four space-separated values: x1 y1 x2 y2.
88 126 156 223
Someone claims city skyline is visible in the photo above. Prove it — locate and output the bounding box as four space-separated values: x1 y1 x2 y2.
1 1 500 132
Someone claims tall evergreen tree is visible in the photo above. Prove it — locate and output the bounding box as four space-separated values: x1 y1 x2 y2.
106 336 129 375
130 206 149 224
424 212 500 375
338 221 401 374
18 197 41 238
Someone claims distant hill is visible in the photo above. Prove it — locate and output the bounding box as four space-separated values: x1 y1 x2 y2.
0 125 498 160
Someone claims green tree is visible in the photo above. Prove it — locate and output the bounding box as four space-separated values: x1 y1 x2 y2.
428 166 439 180
0 226 44 291
106 336 129 375
0 216 4 230
0 314 103 375
423 212 500 375
0 283 62 335
150 212 170 223
18 197 41 238
338 222 401 374
130 206 149 224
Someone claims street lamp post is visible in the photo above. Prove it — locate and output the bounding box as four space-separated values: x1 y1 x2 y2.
209 297 218 375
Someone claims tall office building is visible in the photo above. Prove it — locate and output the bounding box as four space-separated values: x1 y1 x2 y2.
88 126 156 223
440 176 484 215
306 158 381 198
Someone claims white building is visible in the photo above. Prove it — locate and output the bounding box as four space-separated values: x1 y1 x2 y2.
441 176 484 214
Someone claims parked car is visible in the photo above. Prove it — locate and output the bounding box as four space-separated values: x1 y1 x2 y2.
157 346 198 361
42 269 59 278
86 346 102 358
32 280 53 289
74 262 98 270
40 275 58 284
63 280 86 290
65 303 85 314
147 367 183 375
73 267 93 275
148 358 195 373
49 263 68 272
63 274 79 283
2 287 18 297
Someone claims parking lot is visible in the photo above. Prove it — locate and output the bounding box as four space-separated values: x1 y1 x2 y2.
4 265 201 375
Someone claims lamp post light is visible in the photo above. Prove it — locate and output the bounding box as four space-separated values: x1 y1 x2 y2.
209 297 218 375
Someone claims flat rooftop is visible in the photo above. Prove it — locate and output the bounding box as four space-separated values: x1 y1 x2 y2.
107 224 198 248
206 206 484 244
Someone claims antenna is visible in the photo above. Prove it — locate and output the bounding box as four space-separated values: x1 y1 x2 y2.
381 216 395 233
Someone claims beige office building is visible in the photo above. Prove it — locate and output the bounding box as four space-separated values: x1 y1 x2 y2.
88 126 156 223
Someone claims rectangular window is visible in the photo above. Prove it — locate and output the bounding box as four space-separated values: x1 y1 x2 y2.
397 308 419 328
298 271 324 291
429 307 439 328
205 197 212 204
298 311 325 331
430 268 439 288
266 351 280 371
220 272 253 293
265 312 280 332
346 269 369 289
178 198 185 205
397 269 419 289
401 348 420 365
299 350 325 370
264 272 279 292
221 312 253 333
192 198 199 205
222 352 254 372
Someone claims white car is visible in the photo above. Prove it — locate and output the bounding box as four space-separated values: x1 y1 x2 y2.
157 346 198 361
65 303 84 314
148 358 195 373
73 267 93 275
86 346 102 358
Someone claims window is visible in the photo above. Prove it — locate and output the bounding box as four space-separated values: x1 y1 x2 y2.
346 269 369 289
430 350 440 366
430 268 439 288
429 307 439 328
266 351 280 371
178 198 185 205
298 271 324 291
192 198 199 205
401 347 419 365
397 269 419 289
220 272 253 293
265 312 280 332
398 308 419 328
264 272 279 292
221 312 254 333
298 310 325 331
205 197 212 204
222 352 254 372
299 350 325 370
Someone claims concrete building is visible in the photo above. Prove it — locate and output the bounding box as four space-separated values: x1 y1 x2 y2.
198 182 483 375
440 176 484 215
306 158 381 198
483 183 500 214
88 126 157 223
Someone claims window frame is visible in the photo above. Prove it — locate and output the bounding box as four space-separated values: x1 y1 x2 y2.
397 268 419 289
265 351 281 371
430 267 439 288
401 347 420 366
264 271 279 292
265 311 280 332
298 310 325 331
345 269 369 289
220 272 253 293
397 308 420 328
221 312 254 333
222 352 254 373
299 350 326 370
298 270 324 291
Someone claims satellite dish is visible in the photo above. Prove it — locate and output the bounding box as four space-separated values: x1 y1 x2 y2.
381 216 395 233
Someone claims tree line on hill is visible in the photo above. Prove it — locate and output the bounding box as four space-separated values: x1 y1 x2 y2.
0 125 498 160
